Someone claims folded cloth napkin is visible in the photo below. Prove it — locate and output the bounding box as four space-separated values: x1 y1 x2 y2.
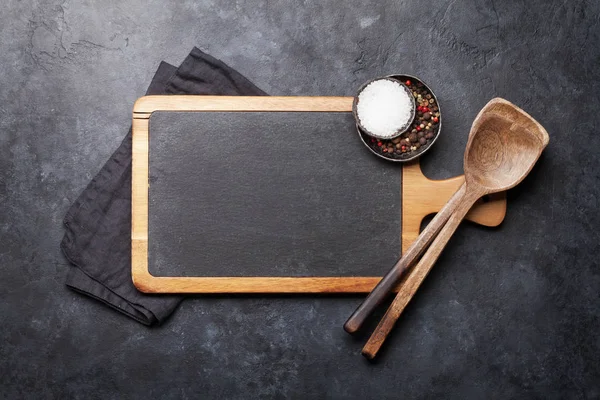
61 47 266 325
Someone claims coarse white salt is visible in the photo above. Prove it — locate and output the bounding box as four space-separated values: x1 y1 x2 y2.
356 78 414 139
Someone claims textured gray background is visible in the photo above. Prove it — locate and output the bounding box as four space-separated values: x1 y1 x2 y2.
1 0 599 399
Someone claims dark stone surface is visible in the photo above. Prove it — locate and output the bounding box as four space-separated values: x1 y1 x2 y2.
1 0 599 398
148 111 400 277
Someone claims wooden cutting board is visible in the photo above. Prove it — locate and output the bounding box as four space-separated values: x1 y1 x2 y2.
131 96 506 293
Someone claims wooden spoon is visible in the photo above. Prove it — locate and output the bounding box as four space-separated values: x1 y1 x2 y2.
344 98 549 335
343 97 529 335
361 98 549 358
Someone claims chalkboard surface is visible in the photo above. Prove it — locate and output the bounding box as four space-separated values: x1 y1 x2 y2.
148 111 401 277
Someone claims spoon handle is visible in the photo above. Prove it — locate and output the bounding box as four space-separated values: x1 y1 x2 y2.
361 189 482 359
343 183 468 334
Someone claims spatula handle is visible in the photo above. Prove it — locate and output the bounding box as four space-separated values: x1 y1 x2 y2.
361 189 482 359
343 183 467 334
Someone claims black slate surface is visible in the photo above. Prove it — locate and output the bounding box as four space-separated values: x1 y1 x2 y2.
2 0 600 398
148 111 400 277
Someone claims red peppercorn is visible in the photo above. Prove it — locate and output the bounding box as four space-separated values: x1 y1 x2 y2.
423 107 429 112
433 117 439 122
405 80 411 86
382 148 387 153
377 141 382 146
401 145 406 150
416 126 421 131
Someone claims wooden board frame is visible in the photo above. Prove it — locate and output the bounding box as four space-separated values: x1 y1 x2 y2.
132 96 506 293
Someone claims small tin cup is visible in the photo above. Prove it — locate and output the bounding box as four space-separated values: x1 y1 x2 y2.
355 74 442 163
352 77 416 140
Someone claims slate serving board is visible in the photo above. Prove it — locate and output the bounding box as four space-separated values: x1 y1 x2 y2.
131 96 506 293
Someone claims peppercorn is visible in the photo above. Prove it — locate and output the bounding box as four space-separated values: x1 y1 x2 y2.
423 112 431 120
409 133 418 142
419 137 427 145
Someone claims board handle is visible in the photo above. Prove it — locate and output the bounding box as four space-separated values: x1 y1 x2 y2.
401 161 506 253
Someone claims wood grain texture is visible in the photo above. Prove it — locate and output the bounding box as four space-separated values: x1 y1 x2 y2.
131 95 508 293
133 95 354 117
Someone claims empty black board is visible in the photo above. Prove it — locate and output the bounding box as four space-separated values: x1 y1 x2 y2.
148 111 401 277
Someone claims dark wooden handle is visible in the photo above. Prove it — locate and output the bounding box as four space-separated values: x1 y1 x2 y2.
343 183 467 334
361 189 483 359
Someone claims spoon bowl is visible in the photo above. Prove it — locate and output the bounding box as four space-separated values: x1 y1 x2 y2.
464 98 549 193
